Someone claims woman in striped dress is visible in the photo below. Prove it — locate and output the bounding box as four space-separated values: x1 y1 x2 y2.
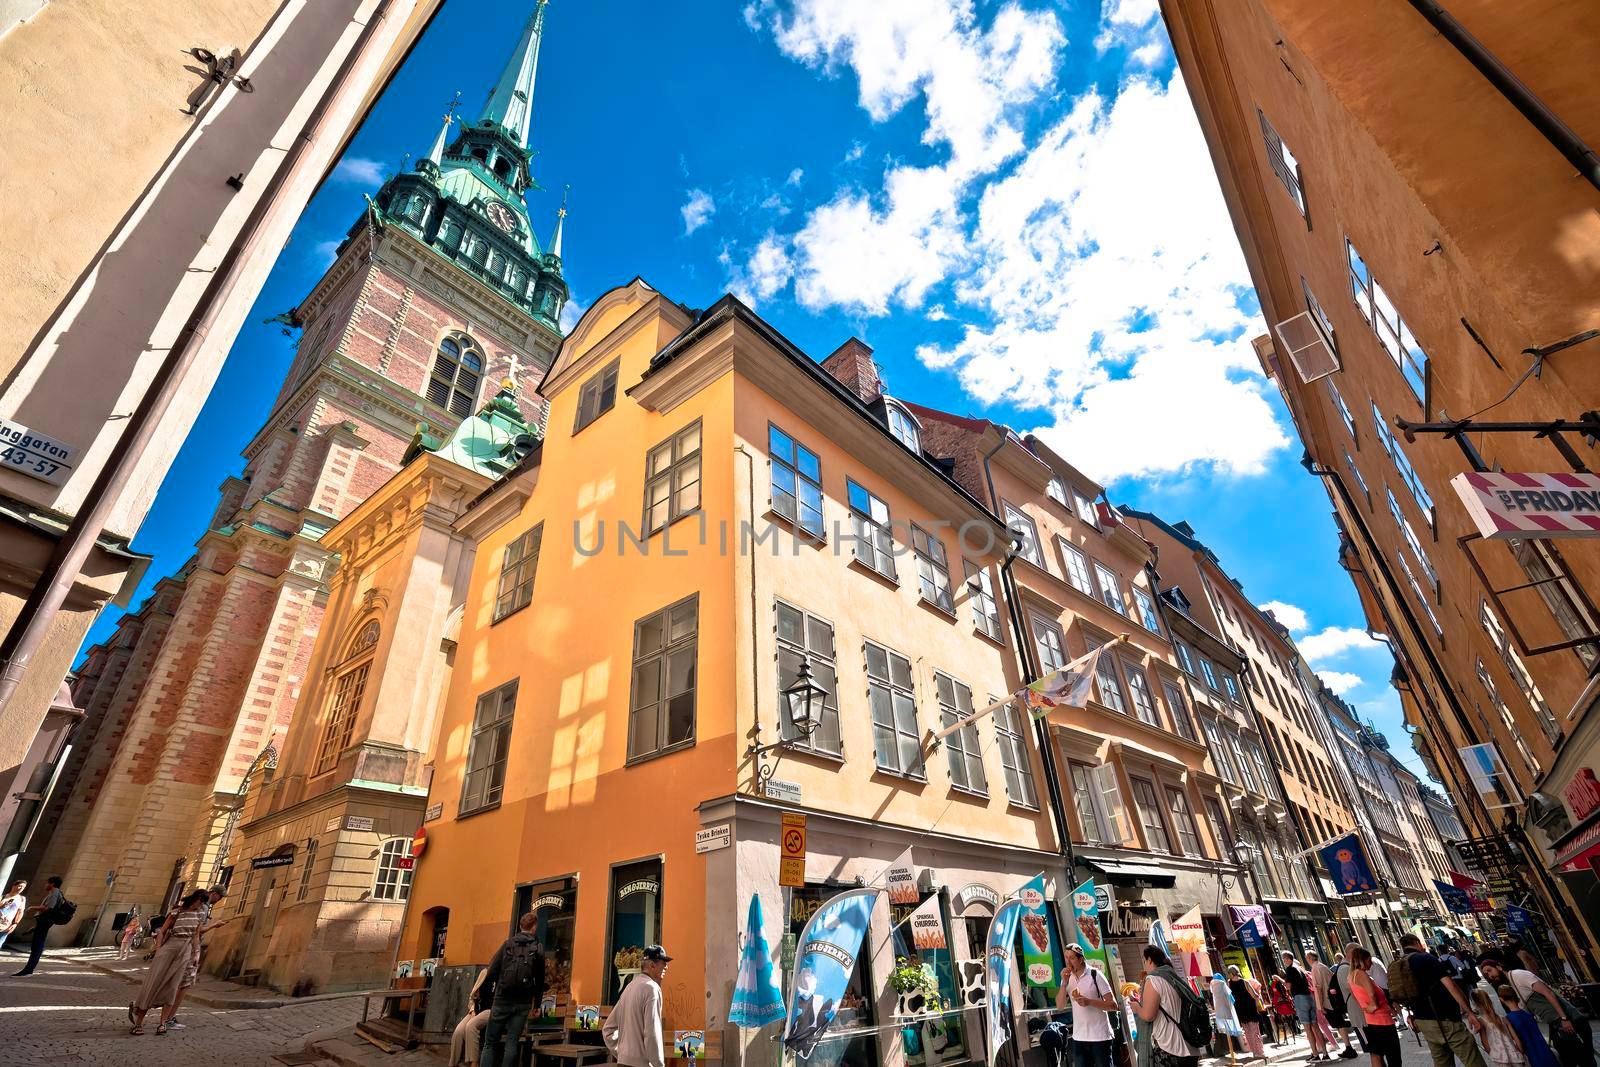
129 890 209 1036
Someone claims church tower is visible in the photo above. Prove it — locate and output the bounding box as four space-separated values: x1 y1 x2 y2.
38 2 571 942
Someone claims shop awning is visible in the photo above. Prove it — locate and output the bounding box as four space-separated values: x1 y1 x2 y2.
1085 856 1177 887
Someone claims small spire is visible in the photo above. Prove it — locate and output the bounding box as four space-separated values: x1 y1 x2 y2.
549 184 569 259
427 92 461 165
481 0 550 149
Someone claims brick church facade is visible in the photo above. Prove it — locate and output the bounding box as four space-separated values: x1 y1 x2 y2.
32 0 569 943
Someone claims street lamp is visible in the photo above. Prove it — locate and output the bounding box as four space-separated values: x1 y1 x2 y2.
783 658 827 738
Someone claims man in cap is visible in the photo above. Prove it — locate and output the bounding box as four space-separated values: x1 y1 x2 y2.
604 945 670 1067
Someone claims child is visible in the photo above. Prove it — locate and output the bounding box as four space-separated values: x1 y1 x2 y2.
1473 988 1526 1067
1271 975 1300 1039
1500 986 1560 1067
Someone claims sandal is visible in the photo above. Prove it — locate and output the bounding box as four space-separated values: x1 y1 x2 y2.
129 1026 145 1036
155 1023 168 1036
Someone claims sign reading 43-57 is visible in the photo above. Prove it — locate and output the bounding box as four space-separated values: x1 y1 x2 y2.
0 417 76 486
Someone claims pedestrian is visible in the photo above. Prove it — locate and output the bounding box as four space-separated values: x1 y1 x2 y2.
1135 945 1207 1067
450 969 494 1066
1478 955 1593 1067
1228 965 1268 1061
12 875 69 976
1273 974 1302 1040
1389 932 1487 1067
128 889 209 1035
117 905 144 960
1338 943 1369 1045
603 944 669 1067
1283 951 1330 1060
1061 944 1118 1067
1473 989 1527 1067
1310 949 1360 1058
478 911 548 1067
0 880 26 954
165 887 230 1030
1499 987 1561 1067
1349 946 1401 1067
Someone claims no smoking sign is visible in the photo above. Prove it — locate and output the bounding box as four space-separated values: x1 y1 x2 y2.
780 812 807 887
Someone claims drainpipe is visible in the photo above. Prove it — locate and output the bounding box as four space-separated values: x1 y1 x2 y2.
979 438 1079 884
1404 0 1600 193
0 0 408 721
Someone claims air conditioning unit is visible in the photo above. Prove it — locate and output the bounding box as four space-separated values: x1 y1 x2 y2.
1273 311 1340 382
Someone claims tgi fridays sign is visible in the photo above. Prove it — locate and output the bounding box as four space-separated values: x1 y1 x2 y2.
1565 768 1600 821
1453 471 1600 539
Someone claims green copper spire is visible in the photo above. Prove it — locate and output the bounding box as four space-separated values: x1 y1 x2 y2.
481 0 549 149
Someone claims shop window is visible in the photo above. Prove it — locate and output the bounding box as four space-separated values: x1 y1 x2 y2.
1069 761 1131 845
847 480 898 580
1162 681 1197 741
494 523 543 622
1057 538 1094 596
372 838 413 902
866 640 923 779
512 878 576 999
790 886 875 1059
769 424 824 537
605 859 663 1003
911 524 954 614
628 596 699 761
993 701 1038 809
1094 563 1127 615
963 561 1003 642
573 359 620 433
775 601 841 755
1003 503 1045 569
1133 588 1161 633
316 621 378 775
461 679 518 815
935 672 986 795
643 421 702 535
1165 788 1203 857
429 334 484 417
1124 662 1160 727
297 838 317 902
888 889 970 1061
1129 776 1172 853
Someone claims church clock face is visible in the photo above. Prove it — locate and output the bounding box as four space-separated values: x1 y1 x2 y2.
485 201 517 233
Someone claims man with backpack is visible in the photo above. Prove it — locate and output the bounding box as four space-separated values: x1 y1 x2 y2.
12 875 72 977
1478 953 1594 1067
478 911 547 1067
1387 933 1486 1067
1309 950 1360 1059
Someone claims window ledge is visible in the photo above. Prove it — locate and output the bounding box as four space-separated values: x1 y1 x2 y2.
973 626 1007 649
917 595 957 621
872 766 927 787
847 556 900 589
456 800 502 821
778 742 846 766
762 506 828 547
492 603 531 626
625 738 698 768
1006 798 1042 815
948 784 990 803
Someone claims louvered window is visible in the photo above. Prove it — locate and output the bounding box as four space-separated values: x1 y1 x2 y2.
429 335 484 417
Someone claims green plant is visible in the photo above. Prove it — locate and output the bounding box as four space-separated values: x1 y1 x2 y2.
888 956 939 1000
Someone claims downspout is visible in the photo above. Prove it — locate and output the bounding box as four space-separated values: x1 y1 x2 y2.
736 445 764 792
980 439 1078 881
1404 0 1600 193
0 0 408 719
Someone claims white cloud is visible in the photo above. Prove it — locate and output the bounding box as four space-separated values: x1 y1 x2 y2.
920 74 1288 482
332 156 385 186
843 141 865 163
1258 600 1309 632
729 233 794 307
681 189 717 235
559 296 586 334
1299 626 1381 665
1319 671 1364 696
786 167 805 186
1096 0 1162 53
310 239 341 266
1131 40 1166 66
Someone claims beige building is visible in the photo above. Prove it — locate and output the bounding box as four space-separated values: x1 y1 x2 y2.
0 0 447 893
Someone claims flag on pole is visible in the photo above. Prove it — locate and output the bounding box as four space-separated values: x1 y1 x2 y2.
729 894 785 1029
782 888 881 1059
985 896 1026 1067
928 637 1126 745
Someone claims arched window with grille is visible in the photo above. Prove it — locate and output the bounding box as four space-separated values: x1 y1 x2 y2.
315 620 379 775
372 838 413 902
428 334 484 417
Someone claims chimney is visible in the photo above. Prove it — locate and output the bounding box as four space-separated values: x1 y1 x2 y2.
820 337 882 406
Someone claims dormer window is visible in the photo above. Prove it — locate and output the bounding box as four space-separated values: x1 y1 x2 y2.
886 401 920 452
429 334 484 417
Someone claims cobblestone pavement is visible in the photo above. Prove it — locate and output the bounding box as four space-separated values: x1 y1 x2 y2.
0 950 366 1066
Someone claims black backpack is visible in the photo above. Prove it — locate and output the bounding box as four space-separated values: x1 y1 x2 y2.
1159 977 1213 1048
1326 966 1349 1016
498 936 545 997
48 897 77 925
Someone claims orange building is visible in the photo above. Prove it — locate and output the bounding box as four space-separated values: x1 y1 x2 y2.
394 281 1065 1065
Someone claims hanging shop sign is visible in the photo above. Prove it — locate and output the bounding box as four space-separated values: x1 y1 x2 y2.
1506 906 1534 935
1452 471 1600 540
0 417 78 486
1564 769 1600 822
954 883 1000 915
1017 874 1055 986
1069 878 1107 971
885 854 919 906
1319 833 1379 895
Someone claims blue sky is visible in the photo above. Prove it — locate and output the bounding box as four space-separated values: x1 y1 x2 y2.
85 0 1431 778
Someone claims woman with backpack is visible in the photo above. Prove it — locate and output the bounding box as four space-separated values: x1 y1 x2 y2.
1135 945 1208 1067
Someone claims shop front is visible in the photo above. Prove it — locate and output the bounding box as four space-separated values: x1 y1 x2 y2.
1266 899 1335 962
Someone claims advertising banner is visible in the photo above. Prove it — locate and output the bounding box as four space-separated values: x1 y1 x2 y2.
1017 874 1054 987
1449 871 1494 913
1506 906 1533 935
782 888 881 1058
907 895 948 951
985 897 1026 1067
1070 878 1107 970
886 848 919 906
1434 879 1476 915
1451 471 1600 540
1319 833 1379 894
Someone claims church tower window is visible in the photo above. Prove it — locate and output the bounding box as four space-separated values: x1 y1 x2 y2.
429 335 484 417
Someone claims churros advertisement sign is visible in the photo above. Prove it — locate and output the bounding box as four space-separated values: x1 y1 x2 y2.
1016 874 1055 987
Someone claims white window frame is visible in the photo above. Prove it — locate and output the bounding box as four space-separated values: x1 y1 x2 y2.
936 672 987 795
372 838 413 902
866 640 923 779
886 402 921 452
1133 587 1161 633
964 560 1003 642
911 523 955 614
1347 239 1428 402
1093 562 1127 616
1057 538 1094 595
1004 502 1045 569
847 479 898 581
1372 401 1435 526
994 701 1039 809
1070 762 1131 846
775 600 841 756
1074 491 1100 528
